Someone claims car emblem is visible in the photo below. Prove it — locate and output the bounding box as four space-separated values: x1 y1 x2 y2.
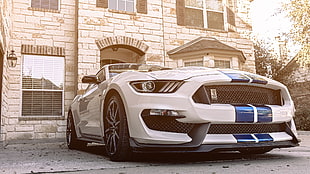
210 89 217 100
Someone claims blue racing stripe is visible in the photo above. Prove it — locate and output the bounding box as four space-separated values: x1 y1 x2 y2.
222 72 251 83
220 71 268 84
246 74 268 85
254 134 273 142
234 105 254 123
233 134 256 143
256 105 273 122
252 79 268 84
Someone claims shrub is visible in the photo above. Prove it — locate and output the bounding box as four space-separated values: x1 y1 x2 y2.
294 108 310 130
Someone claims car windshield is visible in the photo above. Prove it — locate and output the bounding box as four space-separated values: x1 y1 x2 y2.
108 64 170 77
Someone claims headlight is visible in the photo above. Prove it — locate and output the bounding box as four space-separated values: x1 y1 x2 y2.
130 80 184 93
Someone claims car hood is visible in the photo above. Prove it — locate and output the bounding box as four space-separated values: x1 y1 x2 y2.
146 67 217 80
148 67 271 83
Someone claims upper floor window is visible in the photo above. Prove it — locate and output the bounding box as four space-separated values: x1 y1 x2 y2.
177 0 235 31
186 0 224 30
109 0 134 12
31 0 59 10
97 0 147 14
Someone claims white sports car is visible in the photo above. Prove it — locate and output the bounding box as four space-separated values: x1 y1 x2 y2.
67 63 299 161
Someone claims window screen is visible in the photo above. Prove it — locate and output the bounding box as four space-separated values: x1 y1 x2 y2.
183 0 224 30
31 0 59 10
22 55 64 116
185 7 204 28
214 59 231 68
108 0 134 12
184 60 204 67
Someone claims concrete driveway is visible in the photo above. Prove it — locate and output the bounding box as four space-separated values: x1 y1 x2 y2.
0 131 309 174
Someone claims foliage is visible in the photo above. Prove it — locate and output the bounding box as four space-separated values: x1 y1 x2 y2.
294 108 310 131
284 0 310 66
254 40 284 79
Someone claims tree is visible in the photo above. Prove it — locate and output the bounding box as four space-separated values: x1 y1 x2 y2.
284 0 310 66
254 40 284 79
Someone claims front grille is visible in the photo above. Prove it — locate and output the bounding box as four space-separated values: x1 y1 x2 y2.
142 116 195 133
208 123 286 134
142 115 287 135
193 85 282 105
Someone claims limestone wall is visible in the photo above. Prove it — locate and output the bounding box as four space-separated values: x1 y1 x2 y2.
0 0 13 142
3 0 255 142
4 0 76 141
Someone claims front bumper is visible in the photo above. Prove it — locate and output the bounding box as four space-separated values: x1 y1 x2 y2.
118 79 298 149
130 139 298 153
129 122 300 153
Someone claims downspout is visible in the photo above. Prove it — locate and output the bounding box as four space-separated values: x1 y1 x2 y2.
74 0 79 95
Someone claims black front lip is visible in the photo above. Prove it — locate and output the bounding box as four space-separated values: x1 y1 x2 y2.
129 122 300 153
129 139 299 153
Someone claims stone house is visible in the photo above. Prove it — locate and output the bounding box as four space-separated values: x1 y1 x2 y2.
0 0 254 143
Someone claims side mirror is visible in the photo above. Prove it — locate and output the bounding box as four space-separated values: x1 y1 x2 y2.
81 75 99 84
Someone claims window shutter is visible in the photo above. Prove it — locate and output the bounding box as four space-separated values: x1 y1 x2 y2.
176 0 185 26
97 0 108 8
137 0 147 14
227 7 236 26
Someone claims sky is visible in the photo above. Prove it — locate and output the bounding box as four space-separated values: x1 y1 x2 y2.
250 0 291 40
250 0 299 58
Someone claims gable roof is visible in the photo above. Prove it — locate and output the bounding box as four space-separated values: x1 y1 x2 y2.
167 37 246 61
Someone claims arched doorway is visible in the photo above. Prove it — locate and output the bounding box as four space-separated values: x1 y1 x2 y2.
96 36 149 67
99 47 139 67
100 59 124 66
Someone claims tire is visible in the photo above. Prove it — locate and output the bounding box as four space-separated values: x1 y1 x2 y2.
239 147 273 154
66 112 87 150
104 94 132 161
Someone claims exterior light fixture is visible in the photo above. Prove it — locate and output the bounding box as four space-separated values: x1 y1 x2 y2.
7 50 17 68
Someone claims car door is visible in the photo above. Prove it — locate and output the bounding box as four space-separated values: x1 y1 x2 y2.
77 68 107 137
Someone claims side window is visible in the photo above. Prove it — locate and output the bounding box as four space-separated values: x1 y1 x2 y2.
31 0 59 10
97 69 106 82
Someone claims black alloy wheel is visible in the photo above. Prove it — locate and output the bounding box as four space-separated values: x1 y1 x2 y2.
104 94 132 161
66 112 87 149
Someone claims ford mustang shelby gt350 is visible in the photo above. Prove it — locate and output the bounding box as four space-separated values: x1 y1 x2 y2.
67 63 299 161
